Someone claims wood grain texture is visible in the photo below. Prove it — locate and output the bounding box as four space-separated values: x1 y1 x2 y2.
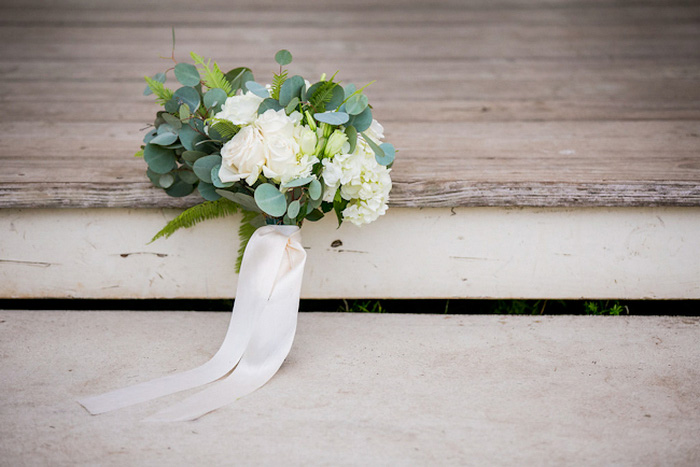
1 0 699 208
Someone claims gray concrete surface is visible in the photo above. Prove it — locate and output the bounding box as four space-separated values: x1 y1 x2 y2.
0 311 698 466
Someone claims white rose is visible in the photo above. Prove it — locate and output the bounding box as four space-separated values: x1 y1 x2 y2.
262 134 300 183
214 92 264 126
255 109 295 139
219 126 266 186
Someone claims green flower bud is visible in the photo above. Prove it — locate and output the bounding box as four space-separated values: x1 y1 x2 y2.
324 130 348 158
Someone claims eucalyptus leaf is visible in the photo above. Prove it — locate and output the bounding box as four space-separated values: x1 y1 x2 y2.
376 143 395 166
164 98 179 114
254 183 287 217
274 49 293 66
193 154 222 183
361 132 385 158
143 143 177 174
343 83 356 97
345 125 357 154
348 106 372 132
178 124 202 151
179 104 191 120
204 88 228 113
327 84 345 111
227 68 254 93
285 97 300 115
245 81 269 98
143 129 157 144
287 199 300 218
308 179 322 200
257 98 283 115
158 173 175 189
211 163 235 188
305 209 324 222
174 63 201 87
161 113 182 130
146 168 162 187
149 131 178 146
283 176 314 188
178 169 199 184
314 111 349 126
173 86 200 113
181 150 207 163
198 182 220 201
165 180 195 197
279 75 305 107
216 190 261 212
345 93 368 115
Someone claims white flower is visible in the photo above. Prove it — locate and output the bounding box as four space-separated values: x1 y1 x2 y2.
214 92 264 126
342 197 389 226
363 119 385 144
219 126 266 186
255 109 295 139
295 125 317 155
262 134 300 183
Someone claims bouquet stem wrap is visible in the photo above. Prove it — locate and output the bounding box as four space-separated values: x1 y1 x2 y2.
78 225 306 422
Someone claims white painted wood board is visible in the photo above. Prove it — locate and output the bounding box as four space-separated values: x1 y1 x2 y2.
1 207 698 299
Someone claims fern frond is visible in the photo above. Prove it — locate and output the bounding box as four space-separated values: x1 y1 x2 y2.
190 52 234 96
144 76 174 105
210 120 240 141
270 70 288 100
308 79 337 112
134 148 144 158
150 198 239 243
236 210 263 273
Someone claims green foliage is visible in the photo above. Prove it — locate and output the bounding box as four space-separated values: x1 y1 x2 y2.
150 198 239 243
144 76 174 105
270 69 288 100
307 78 338 113
210 120 240 141
584 300 626 315
134 148 144 158
190 52 233 96
338 300 385 313
254 183 287 217
274 49 293 66
236 210 262 273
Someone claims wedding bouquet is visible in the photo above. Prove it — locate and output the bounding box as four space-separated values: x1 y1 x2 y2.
78 48 395 422
137 49 394 268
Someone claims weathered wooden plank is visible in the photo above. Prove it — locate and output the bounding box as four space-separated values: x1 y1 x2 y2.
2 207 699 299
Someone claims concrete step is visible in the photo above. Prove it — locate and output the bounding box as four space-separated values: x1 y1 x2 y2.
1 311 698 465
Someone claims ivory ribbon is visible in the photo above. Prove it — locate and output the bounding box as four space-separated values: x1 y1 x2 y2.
78 225 306 422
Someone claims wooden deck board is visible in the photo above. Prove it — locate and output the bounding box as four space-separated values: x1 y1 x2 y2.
1 0 699 208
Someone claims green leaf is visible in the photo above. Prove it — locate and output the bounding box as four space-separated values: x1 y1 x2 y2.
345 93 368 115
314 111 349 126
173 86 200 113
254 183 287 217
193 154 222 183
179 123 203 151
150 124 178 146
285 97 300 115
361 131 385 159
174 63 201 86
216 190 261 212
343 83 356 97
211 164 234 188
182 150 207 163
305 209 324 222
144 75 174 105
225 67 254 95
134 148 144 158
345 125 357 154
143 129 156 144
165 180 195 197
190 52 233 96
348 106 372 132
150 198 239 243
275 49 293 66
210 121 240 142
257 98 283 115
179 104 190 121
178 169 199 184
143 143 177 174
279 75 305 107
287 199 300 218
376 143 395 166
144 72 166 96
165 98 179 114
197 182 221 201
307 81 342 113
159 173 175 188
308 179 322 200
245 81 269 98
203 88 228 113
270 69 288 100
161 113 182 130
282 176 314 188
